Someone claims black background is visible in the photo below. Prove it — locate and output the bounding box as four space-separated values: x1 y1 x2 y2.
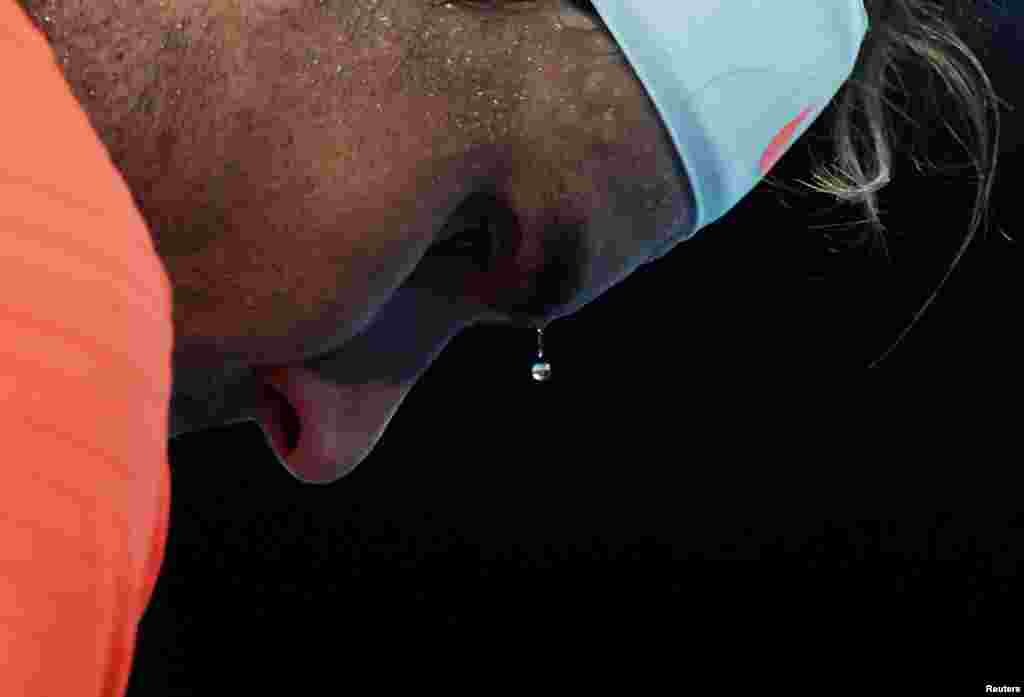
129 5 1022 692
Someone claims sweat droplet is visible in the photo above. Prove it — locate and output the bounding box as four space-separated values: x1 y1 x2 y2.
532 360 552 382
532 327 551 381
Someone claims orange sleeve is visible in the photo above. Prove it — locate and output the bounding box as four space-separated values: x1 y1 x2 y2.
1 2 175 696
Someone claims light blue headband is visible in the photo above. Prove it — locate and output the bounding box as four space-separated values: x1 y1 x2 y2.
590 0 870 236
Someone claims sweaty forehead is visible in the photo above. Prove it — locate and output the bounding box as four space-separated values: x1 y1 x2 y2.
215 0 629 144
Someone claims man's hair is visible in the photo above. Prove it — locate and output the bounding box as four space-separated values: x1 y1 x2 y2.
761 0 1009 366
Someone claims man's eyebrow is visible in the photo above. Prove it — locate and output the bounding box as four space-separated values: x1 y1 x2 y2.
428 0 541 15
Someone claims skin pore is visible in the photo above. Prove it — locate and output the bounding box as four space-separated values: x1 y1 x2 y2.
21 0 695 481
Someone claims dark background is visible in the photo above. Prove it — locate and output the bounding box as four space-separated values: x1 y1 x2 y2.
130 3 1021 691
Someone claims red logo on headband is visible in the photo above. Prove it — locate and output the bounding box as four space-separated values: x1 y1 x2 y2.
760 105 816 176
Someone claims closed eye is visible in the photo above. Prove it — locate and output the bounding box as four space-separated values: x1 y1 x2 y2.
424 192 510 271
422 191 589 325
424 218 499 269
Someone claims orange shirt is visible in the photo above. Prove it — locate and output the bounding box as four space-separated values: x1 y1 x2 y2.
1 1 174 695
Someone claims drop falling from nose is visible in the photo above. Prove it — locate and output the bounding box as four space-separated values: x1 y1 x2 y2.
532 326 551 382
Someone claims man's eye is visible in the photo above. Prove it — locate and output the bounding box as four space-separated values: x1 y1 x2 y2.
426 192 519 271
425 218 500 270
